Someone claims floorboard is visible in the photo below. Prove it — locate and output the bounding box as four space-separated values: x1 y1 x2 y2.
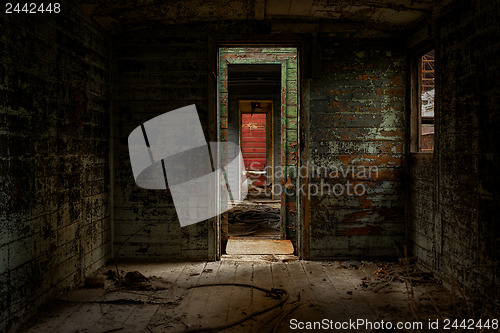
21 260 463 333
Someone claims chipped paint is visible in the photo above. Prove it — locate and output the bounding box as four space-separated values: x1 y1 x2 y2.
308 38 406 259
218 47 299 245
410 0 500 311
0 4 111 332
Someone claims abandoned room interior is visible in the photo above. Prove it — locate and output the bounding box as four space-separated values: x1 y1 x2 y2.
1 0 499 332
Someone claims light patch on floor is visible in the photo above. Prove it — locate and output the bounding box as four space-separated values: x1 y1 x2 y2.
226 238 294 255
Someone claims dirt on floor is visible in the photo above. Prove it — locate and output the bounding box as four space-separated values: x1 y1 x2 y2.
228 199 281 239
20 260 498 333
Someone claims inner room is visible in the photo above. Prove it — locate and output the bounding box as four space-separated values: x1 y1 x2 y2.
224 58 296 257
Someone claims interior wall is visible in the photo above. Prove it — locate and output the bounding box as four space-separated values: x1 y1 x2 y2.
111 22 408 261
308 37 407 258
112 26 212 260
0 3 111 331
410 0 500 310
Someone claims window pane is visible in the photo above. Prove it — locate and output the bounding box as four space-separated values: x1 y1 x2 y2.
420 50 434 151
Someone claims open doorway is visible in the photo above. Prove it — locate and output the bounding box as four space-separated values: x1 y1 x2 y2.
229 100 281 243
240 101 272 198
217 47 299 258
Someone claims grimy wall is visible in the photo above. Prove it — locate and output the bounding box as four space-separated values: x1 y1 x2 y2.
308 38 406 258
112 24 406 260
0 4 111 332
410 0 500 310
112 25 211 260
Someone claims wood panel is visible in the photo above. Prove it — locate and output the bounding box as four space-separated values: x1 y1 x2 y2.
22 260 458 332
239 101 273 190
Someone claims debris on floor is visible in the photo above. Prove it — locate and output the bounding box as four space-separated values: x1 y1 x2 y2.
21 260 472 333
84 273 107 288
82 268 175 293
102 269 173 291
364 261 439 292
228 200 281 238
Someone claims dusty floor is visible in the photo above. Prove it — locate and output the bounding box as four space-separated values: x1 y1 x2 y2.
21 260 473 333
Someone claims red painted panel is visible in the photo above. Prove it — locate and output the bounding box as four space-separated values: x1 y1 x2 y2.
242 113 267 186
242 141 266 148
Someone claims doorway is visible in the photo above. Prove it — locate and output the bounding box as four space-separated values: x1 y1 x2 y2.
240 100 273 198
217 47 299 258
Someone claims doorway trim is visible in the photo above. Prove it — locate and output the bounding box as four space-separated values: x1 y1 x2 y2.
215 46 300 259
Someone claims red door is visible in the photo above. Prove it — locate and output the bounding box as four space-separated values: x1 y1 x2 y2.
241 113 267 187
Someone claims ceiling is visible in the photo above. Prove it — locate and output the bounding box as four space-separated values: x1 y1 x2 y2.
76 0 440 33
229 64 281 95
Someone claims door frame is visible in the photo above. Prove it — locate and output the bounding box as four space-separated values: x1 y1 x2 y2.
213 45 302 260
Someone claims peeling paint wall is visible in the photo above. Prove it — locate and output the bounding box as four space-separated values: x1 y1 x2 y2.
411 0 500 310
0 3 111 331
111 23 304 260
308 37 406 258
111 22 408 261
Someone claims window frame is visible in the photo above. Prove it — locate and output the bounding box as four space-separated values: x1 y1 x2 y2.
411 46 436 153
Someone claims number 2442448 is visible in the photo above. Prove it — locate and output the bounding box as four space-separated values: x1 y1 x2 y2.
5 3 61 14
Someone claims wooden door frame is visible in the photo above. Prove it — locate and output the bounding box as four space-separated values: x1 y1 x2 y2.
214 45 301 260
208 38 310 261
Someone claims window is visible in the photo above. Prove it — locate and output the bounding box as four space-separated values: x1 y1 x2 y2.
412 49 435 152
420 50 435 151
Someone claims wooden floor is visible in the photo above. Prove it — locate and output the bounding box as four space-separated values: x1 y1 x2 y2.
22 260 459 333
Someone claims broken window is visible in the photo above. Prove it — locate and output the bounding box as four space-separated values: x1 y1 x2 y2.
419 49 435 152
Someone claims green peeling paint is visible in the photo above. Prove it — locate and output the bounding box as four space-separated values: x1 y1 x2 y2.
218 47 299 241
